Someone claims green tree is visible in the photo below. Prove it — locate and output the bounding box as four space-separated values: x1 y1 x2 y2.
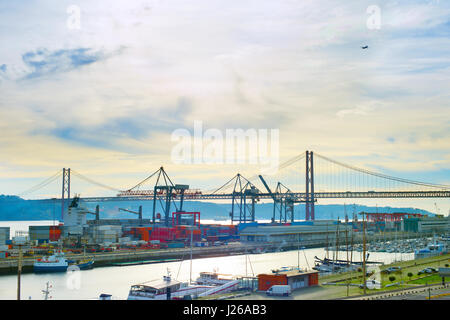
407 272 413 281
389 276 396 283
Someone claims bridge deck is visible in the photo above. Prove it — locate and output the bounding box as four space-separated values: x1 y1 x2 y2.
32 190 450 202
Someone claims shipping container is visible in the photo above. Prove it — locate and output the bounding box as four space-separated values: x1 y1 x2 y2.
194 242 208 247
167 242 185 248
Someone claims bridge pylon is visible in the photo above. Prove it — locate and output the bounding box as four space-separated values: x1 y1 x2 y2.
305 151 315 220
61 168 71 222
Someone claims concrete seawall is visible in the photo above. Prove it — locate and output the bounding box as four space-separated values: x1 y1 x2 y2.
0 232 433 275
0 243 274 275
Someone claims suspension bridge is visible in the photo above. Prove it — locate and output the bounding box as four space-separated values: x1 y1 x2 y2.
12 151 450 225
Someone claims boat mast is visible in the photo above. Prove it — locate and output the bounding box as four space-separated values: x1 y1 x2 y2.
344 205 348 267
42 282 51 300
325 222 329 260
335 217 340 270
350 221 354 265
297 233 300 269
346 228 349 267
362 212 367 295
189 226 193 284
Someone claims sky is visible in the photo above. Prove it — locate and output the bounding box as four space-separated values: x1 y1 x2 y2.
0 0 449 214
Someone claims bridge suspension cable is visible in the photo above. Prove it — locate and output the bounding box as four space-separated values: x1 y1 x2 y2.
17 170 62 197
314 153 450 190
244 151 307 187
70 170 123 192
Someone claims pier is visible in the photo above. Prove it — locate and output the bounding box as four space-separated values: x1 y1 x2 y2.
0 231 436 275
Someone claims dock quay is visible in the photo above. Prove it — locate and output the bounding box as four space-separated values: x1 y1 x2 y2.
0 242 278 275
0 231 436 275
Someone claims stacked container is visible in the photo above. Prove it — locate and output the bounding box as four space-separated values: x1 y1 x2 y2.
118 236 131 243
92 225 122 244
49 226 61 241
149 227 175 242
29 226 51 243
131 227 152 242
62 225 84 237
0 227 10 245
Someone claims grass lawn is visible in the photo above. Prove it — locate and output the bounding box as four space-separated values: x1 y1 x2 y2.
319 253 450 298
409 274 447 285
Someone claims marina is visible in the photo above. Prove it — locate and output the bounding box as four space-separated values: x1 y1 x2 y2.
0 0 449 308
0 243 415 300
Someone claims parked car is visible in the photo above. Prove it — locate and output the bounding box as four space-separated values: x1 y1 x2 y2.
266 285 291 296
418 267 438 275
384 266 402 274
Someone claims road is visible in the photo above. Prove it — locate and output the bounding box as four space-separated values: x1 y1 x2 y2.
376 285 450 300
229 285 347 300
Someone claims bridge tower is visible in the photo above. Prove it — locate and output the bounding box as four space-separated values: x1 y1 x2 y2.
305 151 315 220
61 168 71 221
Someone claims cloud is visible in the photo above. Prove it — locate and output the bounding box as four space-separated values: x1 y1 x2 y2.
27 96 193 153
20 47 124 79
0 0 449 211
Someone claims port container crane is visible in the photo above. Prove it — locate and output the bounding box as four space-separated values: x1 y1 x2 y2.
85 205 100 221
119 206 143 224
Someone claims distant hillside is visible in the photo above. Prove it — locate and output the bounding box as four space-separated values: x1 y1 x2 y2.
0 195 434 221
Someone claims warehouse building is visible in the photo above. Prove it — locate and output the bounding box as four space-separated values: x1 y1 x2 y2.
402 216 450 233
0 227 10 245
239 221 352 245
257 269 319 291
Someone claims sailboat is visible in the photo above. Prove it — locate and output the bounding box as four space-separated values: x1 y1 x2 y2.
313 219 341 273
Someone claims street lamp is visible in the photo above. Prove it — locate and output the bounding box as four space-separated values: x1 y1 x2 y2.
13 235 28 301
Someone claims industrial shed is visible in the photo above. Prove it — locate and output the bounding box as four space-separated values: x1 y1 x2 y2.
239 221 352 245
257 270 319 291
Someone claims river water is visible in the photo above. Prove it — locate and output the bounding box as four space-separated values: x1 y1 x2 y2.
0 220 414 300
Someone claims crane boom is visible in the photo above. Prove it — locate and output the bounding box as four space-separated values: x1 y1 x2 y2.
119 206 143 220
84 205 100 220
258 175 276 201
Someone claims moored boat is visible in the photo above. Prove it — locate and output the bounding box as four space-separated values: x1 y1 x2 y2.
74 258 94 270
414 242 447 259
127 271 215 300
127 269 239 300
33 251 69 273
